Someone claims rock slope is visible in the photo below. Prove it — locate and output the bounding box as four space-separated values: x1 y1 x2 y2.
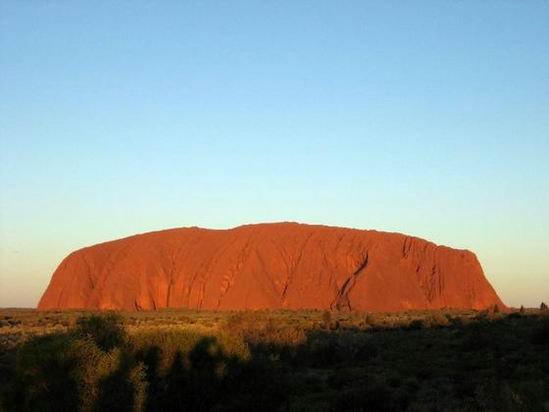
38 223 505 311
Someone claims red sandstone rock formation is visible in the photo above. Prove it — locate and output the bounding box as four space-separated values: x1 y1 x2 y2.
38 223 506 311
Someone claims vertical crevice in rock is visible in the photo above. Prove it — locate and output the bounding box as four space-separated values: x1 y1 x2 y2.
402 237 413 259
280 232 314 305
331 251 369 311
216 237 252 309
166 251 177 308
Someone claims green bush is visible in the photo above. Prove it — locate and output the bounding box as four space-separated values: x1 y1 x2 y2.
5 334 147 412
223 312 305 350
92 351 147 412
75 313 127 352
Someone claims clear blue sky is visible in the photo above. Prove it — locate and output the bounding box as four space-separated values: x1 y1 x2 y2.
1 1 548 308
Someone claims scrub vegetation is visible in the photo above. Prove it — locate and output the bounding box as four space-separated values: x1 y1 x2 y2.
1 308 548 411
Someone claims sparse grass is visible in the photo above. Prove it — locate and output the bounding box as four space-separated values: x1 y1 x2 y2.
1 308 548 411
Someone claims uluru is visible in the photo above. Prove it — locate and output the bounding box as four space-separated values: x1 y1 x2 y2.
38 222 505 312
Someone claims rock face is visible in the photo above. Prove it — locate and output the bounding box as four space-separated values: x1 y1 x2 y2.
38 223 505 311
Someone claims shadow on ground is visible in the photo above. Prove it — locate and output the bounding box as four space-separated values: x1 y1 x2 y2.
1 312 548 411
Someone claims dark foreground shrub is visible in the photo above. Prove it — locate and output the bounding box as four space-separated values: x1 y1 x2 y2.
532 317 549 345
92 352 147 412
333 383 395 411
407 319 424 330
5 334 147 412
75 313 127 351
132 334 286 411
